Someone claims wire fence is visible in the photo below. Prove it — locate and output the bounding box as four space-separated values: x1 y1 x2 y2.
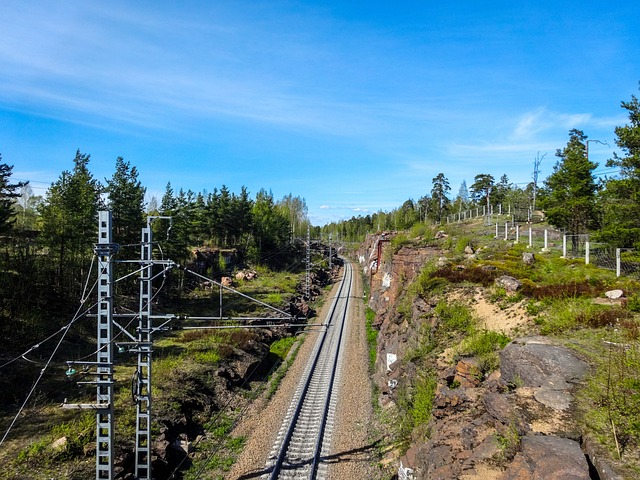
464 219 639 279
446 203 545 225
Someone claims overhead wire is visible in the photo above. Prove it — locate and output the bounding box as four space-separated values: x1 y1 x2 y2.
0 254 99 371
0 294 98 447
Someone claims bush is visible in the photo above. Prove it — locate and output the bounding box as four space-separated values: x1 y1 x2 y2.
411 371 438 427
435 299 476 334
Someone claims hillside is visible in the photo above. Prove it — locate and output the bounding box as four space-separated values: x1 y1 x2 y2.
358 218 640 480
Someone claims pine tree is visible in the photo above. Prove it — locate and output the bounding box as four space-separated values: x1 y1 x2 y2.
543 129 599 235
430 173 451 223
599 89 640 247
0 155 28 234
106 157 146 246
39 150 103 300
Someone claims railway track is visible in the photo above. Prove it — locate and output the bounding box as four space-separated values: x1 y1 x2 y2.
262 261 353 480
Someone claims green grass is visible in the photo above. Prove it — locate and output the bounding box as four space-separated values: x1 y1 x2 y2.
270 336 297 360
455 329 511 374
434 299 476 334
365 307 379 370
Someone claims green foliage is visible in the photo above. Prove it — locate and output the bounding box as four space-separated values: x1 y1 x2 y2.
38 150 103 304
543 129 599 235
390 233 411 253
627 293 640 313
106 156 146 245
270 336 297 360
434 299 476 334
576 331 640 466
16 412 94 465
267 339 302 399
536 297 622 334
454 236 475 254
365 307 379 369
598 89 640 248
0 157 28 234
411 372 438 427
496 417 522 460
409 222 429 239
456 330 511 373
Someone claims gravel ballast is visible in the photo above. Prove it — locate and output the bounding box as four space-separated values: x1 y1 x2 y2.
225 263 376 479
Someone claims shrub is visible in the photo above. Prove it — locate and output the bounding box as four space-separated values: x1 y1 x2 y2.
435 299 476 334
411 371 438 427
390 233 411 253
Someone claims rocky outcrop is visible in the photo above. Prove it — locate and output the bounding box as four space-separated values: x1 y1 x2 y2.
500 435 590 479
358 233 619 480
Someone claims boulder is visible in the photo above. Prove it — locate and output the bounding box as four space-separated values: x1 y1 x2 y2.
500 435 590 480
522 252 535 265
500 337 588 391
495 275 522 292
51 436 68 452
605 289 624 299
464 245 475 255
453 358 482 388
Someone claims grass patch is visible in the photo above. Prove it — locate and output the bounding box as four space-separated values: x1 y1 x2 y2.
365 307 379 370
266 339 302 399
455 329 511 374
270 336 297 360
434 299 476 334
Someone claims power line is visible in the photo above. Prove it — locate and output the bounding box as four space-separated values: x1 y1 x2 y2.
0 298 98 447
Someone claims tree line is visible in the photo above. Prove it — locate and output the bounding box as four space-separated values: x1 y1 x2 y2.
0 152 310 347
321 87 640 247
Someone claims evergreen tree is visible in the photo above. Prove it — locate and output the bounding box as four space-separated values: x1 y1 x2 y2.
430 173 451 223
543 129 599 235
599 88 640 247
454 180 469 213
0 156 28 234
39 150 103 300
493 174 512 209
470 174 495 212
106 157 146 246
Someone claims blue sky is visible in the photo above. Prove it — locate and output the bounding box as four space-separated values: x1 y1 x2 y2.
1 1 639 225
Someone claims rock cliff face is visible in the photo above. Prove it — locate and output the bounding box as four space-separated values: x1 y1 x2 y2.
357 233 441 407
357 232 621 480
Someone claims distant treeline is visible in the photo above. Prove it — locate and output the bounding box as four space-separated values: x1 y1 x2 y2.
320 87 640 248
0 151 311 347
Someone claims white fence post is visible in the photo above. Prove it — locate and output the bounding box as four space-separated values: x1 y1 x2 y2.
504 222 508 240
585 241 590 264
528 227 532 248
616 248 621 277
562 235 567 258
515 224 520 244
495 222 499 238
543 229 549 251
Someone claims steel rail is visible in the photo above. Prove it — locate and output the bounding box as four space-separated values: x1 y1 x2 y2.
266 261 352 479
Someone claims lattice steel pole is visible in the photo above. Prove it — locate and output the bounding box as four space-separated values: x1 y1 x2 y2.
135 221 153 479
96 211 116 480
